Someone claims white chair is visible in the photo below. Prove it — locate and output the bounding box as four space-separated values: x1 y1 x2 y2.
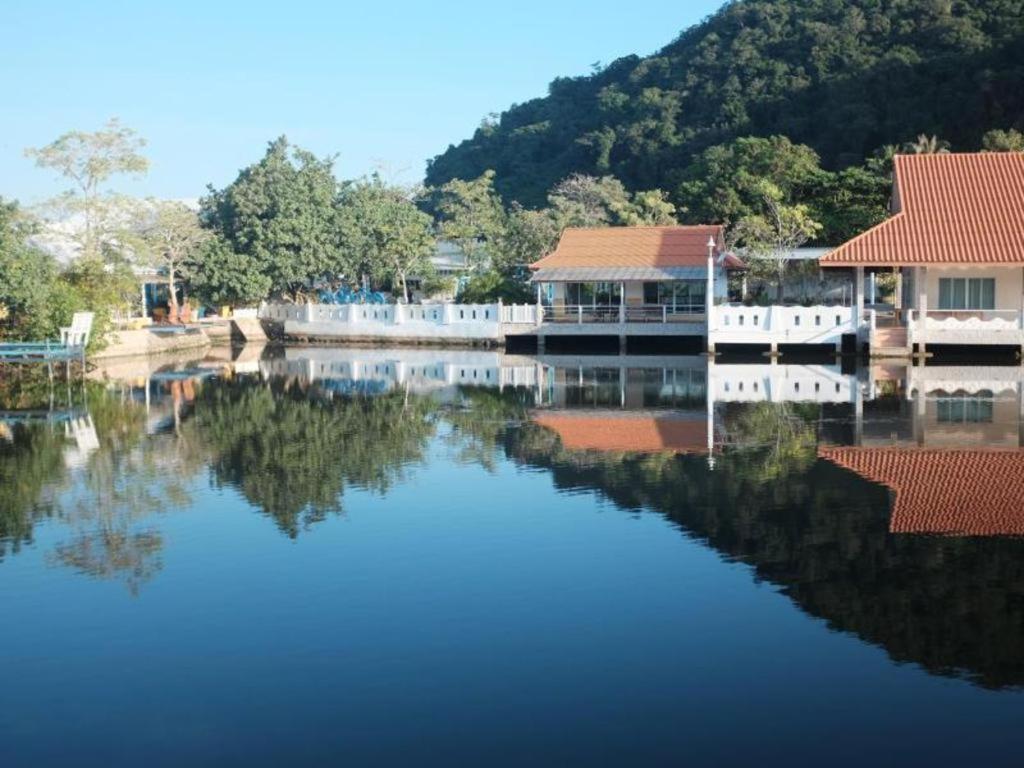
60 312 94 350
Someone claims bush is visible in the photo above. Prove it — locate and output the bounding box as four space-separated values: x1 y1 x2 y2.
456 271 533 304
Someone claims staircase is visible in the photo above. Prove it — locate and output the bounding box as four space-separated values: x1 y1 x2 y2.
871 326 909 358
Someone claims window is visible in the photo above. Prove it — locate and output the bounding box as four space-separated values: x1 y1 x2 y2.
565 282 619 306
936 395 994 423
644 281 705 313
938 278 995 310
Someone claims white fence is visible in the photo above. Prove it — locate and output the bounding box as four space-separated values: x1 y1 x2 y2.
711 304 858 346
261 302 538 343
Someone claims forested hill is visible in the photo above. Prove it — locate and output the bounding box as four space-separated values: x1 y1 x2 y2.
426 0 1024 208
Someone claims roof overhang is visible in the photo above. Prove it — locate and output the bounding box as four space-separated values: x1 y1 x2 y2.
531 266 709 283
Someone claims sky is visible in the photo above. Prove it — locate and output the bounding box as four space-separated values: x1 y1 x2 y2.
0 0 723 204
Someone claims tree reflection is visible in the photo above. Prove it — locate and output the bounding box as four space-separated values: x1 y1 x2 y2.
192 377 436 537
0 375 195 592
510 415 1024 690
0 422 65 558
50 529 163 597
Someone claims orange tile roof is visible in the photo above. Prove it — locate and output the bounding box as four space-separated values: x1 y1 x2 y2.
532 411 708 454
822 153 1024 266
531 225 742 270
819 446 1024 536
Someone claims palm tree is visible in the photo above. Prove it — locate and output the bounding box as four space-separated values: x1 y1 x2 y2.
904 134 951 155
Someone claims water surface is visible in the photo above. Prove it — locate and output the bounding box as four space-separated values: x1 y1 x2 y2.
2 348 1024 766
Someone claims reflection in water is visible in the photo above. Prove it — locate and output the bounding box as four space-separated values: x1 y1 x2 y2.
3 348 1024 694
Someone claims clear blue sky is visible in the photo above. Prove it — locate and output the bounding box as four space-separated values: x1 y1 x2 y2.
0 0 723 203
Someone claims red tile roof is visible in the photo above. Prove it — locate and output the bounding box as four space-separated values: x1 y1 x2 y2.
819 446 1024 536
822 153 1024 266
532 411 708 454
531 225 742 270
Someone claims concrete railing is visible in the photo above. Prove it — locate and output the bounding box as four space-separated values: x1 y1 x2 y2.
500 304 541 324
267 301 518 342
711 304 858 345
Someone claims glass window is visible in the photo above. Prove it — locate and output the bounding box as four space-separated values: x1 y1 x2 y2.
938 278 995 310
936 395 994 423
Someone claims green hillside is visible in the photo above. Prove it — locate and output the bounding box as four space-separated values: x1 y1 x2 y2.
426 0 1024 211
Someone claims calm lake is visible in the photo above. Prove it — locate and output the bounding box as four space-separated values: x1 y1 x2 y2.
2 346 1024 766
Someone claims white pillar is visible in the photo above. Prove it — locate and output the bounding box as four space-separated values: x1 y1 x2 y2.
917 266 928 360
706 249 715 331
854 266 864 326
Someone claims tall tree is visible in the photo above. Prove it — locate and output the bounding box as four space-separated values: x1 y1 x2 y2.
24 118 148 259
432 170 508 273
201 137 345 300
186 237 273 308
131 200 211 319
731 182 823 301
338 177 436 303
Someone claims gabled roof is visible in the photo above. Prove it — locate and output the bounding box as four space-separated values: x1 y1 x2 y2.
530 225 743 272
821 153 1024 266
819 446 1024 536
532 411 707 454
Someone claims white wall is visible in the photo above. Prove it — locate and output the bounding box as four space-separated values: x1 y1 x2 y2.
923 266 1023 310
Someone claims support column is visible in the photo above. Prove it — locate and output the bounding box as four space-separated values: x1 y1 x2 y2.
854 377 864 447
1019 267 1024 341
1018 380 1024 447
706 241 716 355
894 268 903 320
916 266 928 361
914 386 926 446
705 358 716 469
854 266 864 333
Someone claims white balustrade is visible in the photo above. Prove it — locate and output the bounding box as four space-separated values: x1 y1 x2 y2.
711 304 857 344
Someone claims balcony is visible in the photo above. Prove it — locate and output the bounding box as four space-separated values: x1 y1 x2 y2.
543 304 705 324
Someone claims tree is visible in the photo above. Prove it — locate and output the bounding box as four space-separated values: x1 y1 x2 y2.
0 199 66 340
432 170 508 273
338 177 436 302
131 200 211 319
186 237 273 308
904 134 951 155
810 166 890 245
627 188 678 226
24 118 148 259
201 137 346 299
731 182 823 301
547 174 631 227
981 129 1024 152
496 203 560 269
675 136 826 227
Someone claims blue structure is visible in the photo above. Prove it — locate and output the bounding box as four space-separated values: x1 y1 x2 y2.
316 288 388 305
